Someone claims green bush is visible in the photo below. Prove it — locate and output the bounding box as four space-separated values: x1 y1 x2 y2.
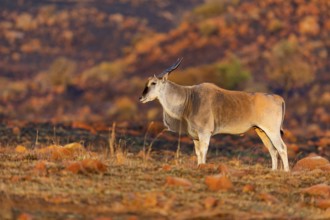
171 56 250 90
214 56 251 89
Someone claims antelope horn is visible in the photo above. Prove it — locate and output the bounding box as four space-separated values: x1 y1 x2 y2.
157 57 183 78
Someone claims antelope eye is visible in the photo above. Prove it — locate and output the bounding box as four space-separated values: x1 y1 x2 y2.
151 82 156 86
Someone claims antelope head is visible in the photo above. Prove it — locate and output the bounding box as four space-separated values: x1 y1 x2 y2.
139 58 183 103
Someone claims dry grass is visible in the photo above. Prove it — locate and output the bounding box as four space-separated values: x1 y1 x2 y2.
1 143 330 220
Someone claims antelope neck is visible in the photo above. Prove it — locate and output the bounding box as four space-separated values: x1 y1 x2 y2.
158 81 188 119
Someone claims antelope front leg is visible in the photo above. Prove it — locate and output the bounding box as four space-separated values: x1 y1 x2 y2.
198 133 211 164
193 140 202 164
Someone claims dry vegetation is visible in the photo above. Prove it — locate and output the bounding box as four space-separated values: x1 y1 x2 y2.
0 123 330 219
1 143 330 219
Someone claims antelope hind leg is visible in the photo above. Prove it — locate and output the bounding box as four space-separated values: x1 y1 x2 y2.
265 130 290 172
255 128 278 170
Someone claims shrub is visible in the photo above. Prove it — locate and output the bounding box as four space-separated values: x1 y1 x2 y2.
49 57 77 87
267 19 283 33
171 56 251 90
266 40 314 95
198 21 219 37
81 60 124 85
214 56 251 89
191 0 239 20
15 13 37 30
108 96 137 121
0 78 28 101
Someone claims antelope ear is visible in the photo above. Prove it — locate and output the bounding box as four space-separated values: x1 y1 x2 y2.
162 73 168 81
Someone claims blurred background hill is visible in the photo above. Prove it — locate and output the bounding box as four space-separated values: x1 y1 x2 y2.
0 0 329 135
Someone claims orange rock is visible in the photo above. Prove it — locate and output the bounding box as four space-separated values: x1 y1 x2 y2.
17 213 33 220
242 184 255 193
33 161 47 176
198 163 217 171
205 174 233 191
66 159 107 174
143 192 158 208
204 196 217 209
292 156 329 171
15 145 27 153
315 199 330 209
166 176 192 188
162 164 172 171
81 159 107 173
51 147 70 160
301 184 330 197
66 162 82 174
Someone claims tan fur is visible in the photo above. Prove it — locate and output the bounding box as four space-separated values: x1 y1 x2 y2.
140 74 289 171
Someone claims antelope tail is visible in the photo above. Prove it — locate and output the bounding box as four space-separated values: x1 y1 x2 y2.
280 100 286 136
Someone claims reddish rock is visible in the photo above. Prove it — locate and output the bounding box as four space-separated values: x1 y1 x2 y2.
242 184 255 193
15 145 27 153
17 213 33 220
204 196 217 209
315 199 330 209
198 163 217 171
33 161 47 176
205 174 233 191
292 156 329 171
162 164 172 171
301 184 330 197
166 176 192 188
66 159 107 174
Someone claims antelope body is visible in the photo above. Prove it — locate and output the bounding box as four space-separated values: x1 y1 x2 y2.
140 59 289 171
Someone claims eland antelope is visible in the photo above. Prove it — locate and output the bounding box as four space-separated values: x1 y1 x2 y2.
139 58 289 171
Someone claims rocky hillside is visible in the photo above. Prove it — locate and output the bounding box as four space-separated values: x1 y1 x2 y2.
0 0 329 136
